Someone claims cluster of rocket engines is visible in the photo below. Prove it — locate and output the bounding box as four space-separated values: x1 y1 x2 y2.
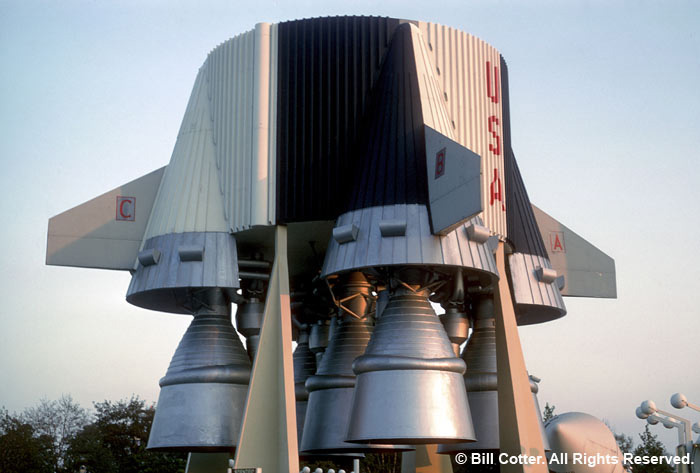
147 266 549 456
136 16 555 455
47 15 615 464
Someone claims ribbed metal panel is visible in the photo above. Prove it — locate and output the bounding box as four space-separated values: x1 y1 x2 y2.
347 23 454 211
276 16 401 223
126 232 239 314
204 25 277 232
504 149 548 258
500 58 548 258
163 312 251 379
321 204 498 279
142 68 228 241
415 22 507 237
508 252 566 325
141 24 276 238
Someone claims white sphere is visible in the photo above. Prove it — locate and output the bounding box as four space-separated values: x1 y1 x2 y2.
647 416 659 425
641 400 657 415
671 393 688 409
314 469 323 473
301 468 311 473
663 417 677 429
636 407 649 419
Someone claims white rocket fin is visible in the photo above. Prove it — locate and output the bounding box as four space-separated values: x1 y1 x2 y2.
46 167 165 270
531 204 616 298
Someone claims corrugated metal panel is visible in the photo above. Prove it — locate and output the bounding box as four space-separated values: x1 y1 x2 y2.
142 67 228 241
346 23 454 211
415 22 507 237
204 24 276 233
322 204 498 279
142 25 276 239
500 58 548 258
275 16 401 223
127 231 239 314
504 149 548 258
206 31 255 231
508 252 566 325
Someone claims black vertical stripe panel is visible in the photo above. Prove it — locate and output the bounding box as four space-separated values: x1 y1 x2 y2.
501 56 548 258
276 16 400 223
347 23 428 211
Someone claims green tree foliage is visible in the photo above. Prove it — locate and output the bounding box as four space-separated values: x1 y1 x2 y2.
1 396 186 473
542 402 556 422
21 394 90 471
0 408 55 473
630 426 674 473
615 432 634 455
64 396 186 473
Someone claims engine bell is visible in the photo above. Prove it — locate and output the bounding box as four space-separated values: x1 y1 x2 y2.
439 297 550 453
345 276 476 444
235 295 265 361
147 288 251 452
301 272 411 455
294 324 317 445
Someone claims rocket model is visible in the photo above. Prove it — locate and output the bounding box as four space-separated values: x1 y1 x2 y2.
46 16 616 473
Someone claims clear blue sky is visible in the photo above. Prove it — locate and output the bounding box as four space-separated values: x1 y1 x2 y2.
1 0 699 452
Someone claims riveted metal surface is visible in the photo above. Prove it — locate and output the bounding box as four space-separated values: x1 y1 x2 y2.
346 287 475 444
148 304 251 452
127 232 239 314
321 204 498 280
508 252 566 325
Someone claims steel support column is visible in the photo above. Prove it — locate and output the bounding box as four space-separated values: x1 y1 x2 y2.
494 241 548 473
234 225 299 473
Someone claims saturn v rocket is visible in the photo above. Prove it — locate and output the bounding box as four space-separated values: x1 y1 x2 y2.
46 16 616 473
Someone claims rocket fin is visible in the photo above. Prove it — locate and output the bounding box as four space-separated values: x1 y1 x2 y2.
46 167 165 270
531 204 616 298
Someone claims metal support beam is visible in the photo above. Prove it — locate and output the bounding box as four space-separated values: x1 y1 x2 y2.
493 241 548 473
401 445 453 473
234 226 300 473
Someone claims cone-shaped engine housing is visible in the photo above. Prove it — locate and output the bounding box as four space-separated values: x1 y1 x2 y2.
235 296 265 361
294 324 317 446
439 297 550 454
301 273 411 455
346 283 475 444
147 290 251 452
